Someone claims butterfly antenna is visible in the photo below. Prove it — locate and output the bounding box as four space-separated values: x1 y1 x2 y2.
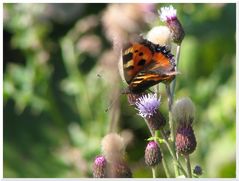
105 93 121 112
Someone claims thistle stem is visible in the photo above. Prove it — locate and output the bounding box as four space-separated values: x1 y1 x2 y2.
164 44 182 177
155 130 170 178
161 130 187 177
185 154 192 178
165 85 179 177
145 123 170 178
152 167 156 178
171 45 181 100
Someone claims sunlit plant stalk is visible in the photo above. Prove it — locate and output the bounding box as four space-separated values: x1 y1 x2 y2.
185 154 192 178
145 117 171 178
135 94 171 178
159 5 185 177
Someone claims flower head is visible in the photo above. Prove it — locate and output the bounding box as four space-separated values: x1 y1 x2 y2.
158 5 177 22
158 5 185 44
135 93 161 118
93 155 107 178
144 141 162 167
176 122 197 155
193 165 203 176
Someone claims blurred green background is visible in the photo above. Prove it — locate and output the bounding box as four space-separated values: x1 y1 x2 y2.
3 3 236 178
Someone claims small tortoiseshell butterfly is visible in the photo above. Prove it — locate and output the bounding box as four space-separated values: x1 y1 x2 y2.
122 37 177 94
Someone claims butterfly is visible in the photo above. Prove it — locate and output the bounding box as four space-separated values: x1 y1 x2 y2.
121 37 177 94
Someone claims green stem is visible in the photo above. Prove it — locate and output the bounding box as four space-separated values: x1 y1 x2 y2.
165 85 174 140
170 45 181 101
152 167 156 178
155 130 170 178
165 44 182 177
165 85 179 177
161 130 187 177
185 154 192 178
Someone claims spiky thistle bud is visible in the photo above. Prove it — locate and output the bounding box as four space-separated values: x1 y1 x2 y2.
144 141 162 167
93 155 107 178
175 122 197 155
193 165 202 176
173 97 197 155
135 93 166 132
159 5 185 44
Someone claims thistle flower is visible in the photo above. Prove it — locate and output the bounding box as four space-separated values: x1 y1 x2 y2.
193 165 203 176
159 5 177 22
135 93 160 118
158 5 185 44
144 141 162 167
93 155 107 178
173 97 197 155
135 93 166 131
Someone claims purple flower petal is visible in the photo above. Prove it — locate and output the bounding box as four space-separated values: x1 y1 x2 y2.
135 93 161 118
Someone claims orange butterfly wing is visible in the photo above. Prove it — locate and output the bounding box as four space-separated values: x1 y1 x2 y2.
122 42 153 84
122 38 176 93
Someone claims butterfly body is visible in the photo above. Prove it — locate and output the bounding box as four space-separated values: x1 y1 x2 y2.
122 38 177 94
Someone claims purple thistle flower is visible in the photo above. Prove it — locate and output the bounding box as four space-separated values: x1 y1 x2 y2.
158 5 185 44
135 93 161 118
135 93 166 131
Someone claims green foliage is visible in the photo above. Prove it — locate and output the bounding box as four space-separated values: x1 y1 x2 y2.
3 3 236 178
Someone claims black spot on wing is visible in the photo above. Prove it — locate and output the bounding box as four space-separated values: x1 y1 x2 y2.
123 53 133 64
137 59 146 66
139 52 144 56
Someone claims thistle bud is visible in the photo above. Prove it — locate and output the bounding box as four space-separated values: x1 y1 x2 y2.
193 165 203 176
159 5 185 44
107 160 132 178
144 141 162 167
135 93 166 131
173 97 197 155
93 155 107 178
175 122 197 155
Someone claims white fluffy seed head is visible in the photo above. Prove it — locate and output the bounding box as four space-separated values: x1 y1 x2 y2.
146 26 171 47
101 133 125 162
172 97 195 124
